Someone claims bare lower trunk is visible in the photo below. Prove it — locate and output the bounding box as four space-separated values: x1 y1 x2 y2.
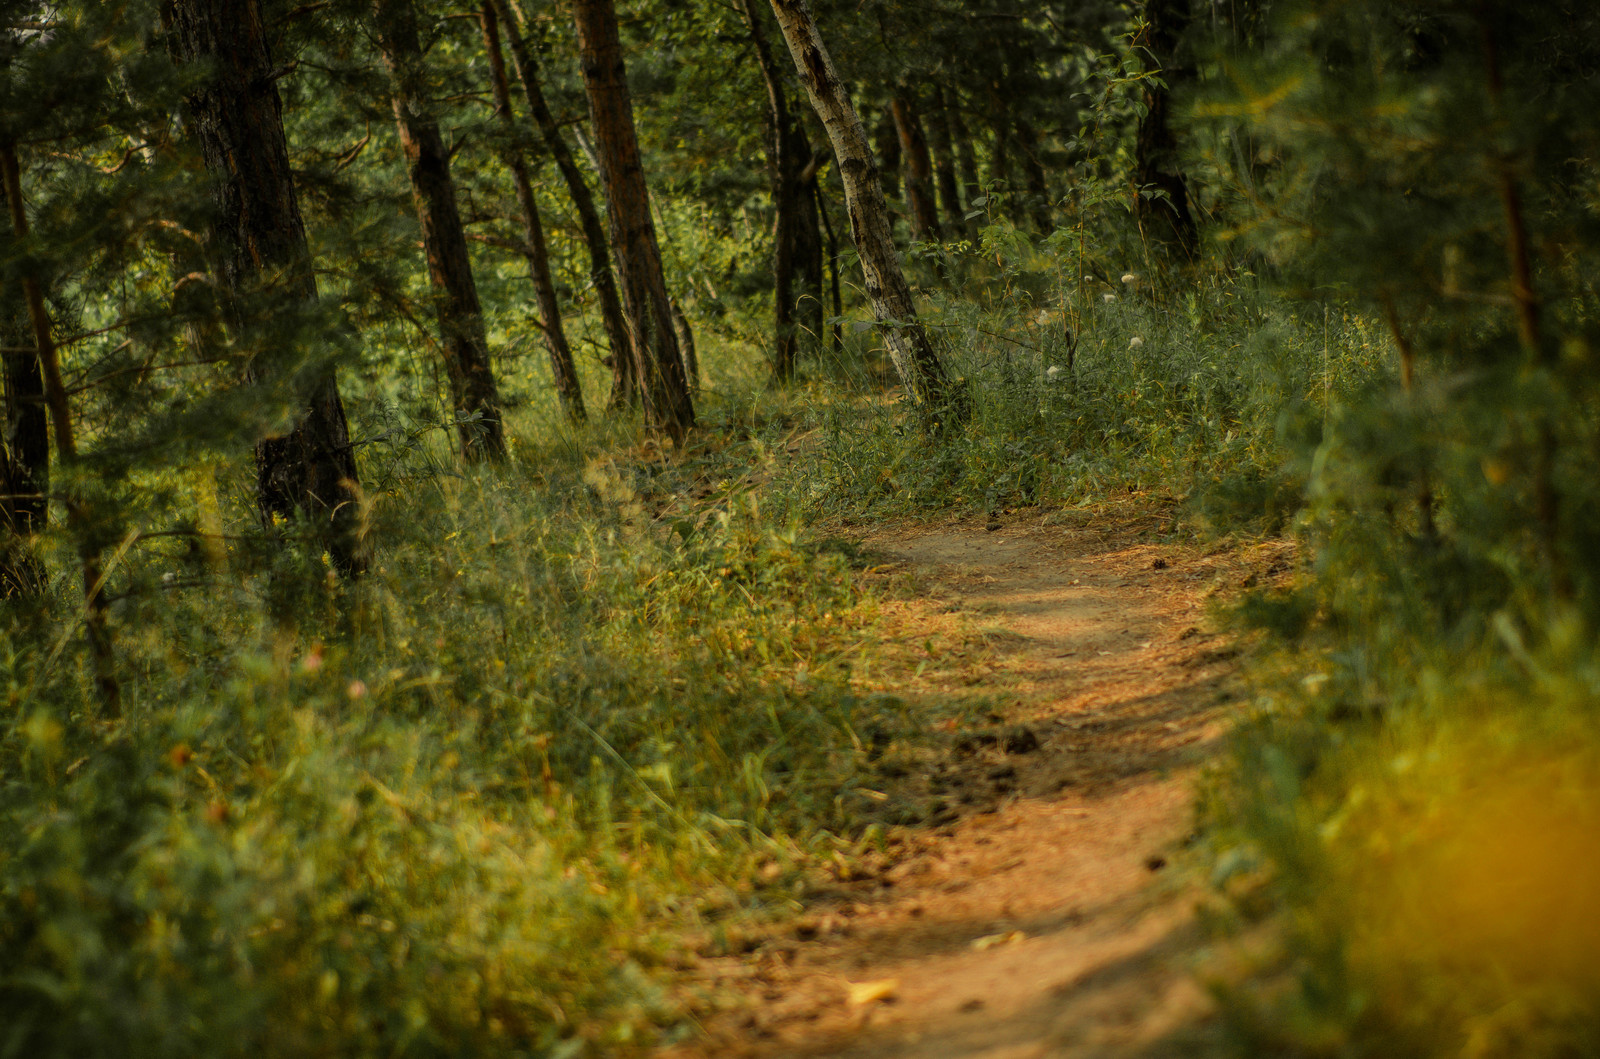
489 0 635 409
481 1 585 422
1133 0 1198 258
950 100 982 208
162 0 365 576
671 297 699 393
1015 117 1053 231
572 0 694 443
738 0 807 382
892 94 941 241
766 0 959 418
374 0 506 460
927 86 968 237
816 181 843 354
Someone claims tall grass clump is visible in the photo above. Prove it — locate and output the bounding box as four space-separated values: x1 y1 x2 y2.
0 407 897 1057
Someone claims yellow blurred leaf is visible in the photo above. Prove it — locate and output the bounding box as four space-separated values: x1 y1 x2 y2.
846 978 900 1006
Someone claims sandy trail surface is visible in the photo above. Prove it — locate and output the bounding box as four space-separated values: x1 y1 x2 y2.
663 511 1280 1059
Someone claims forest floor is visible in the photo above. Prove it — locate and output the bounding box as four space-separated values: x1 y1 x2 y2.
660 505 1289 1059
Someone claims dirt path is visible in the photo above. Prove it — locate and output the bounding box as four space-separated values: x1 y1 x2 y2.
664 511 1280 1059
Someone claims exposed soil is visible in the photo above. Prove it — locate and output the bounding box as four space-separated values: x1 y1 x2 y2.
662 507 1286 1059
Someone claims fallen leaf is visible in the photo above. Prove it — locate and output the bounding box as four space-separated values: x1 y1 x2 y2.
970 930 1027 952
847 978 900 1006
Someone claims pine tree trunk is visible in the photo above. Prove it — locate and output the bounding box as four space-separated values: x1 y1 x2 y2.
1133 0 1198 258
949 99 983 209
891 95 941 241
765 0 959 417
489 0 635 410
480 1 586 423
795 154 825 352
572 0 695 443
872 107 902 209
374 0 506 460
1015 117 1053 231
927 86 969 237
0 181 47 596
670 297 699 393
738 0 805 382
816 181 843 354
162 0 366 576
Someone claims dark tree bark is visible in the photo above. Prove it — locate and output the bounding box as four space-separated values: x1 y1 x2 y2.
737 0 825 382
1 143 120 712
572 0 695 443
162 0 365 576
949 97 983 210
670 297 699 393
373 0 506 460
766 0 960 418
872 107 902 208
1015 116 1053 231
927 86 969 237
0 180 46 596
1133 0 1199 258
480 1 585 422
891 94 941 241
489 0 635 410
815 181 843 354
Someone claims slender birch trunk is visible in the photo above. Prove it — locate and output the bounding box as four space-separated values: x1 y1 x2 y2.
765 0 959 416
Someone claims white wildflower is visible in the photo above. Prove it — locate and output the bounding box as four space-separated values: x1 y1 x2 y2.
1121 273 1139 284
1034 309 1051 325
1128 336 1144 349
1102 292 1116 303
1045 365 1064 382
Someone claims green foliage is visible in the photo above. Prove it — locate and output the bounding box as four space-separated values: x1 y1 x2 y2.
0 422 898 1056
1188 1 1600 1054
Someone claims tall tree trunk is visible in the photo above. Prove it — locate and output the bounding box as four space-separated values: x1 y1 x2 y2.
1 144 120 713
1015 117 1053 231
737 0 809 382
162 0 366 576
927 86 968 237
571 0 695 443
1133 0 1198 259
373 0 506 460
872 107 902 209
795 153 825 352
766 0 959 418
816 180 843 354
670 297 699 392
489 0 635 410
480 1 585 423
0 180 46 596
891 94 941 241
949 98 983 210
